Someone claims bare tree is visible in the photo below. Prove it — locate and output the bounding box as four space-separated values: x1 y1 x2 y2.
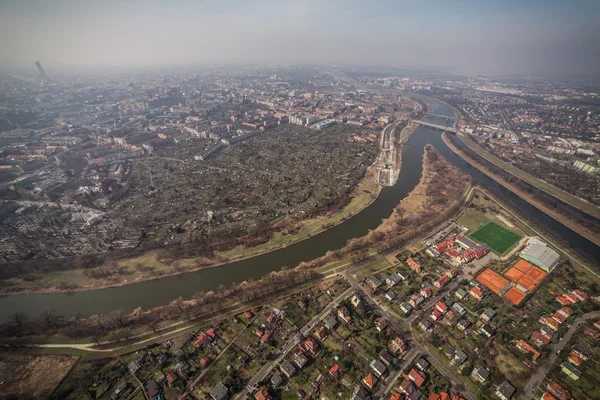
110 309 127 328
40 310 63 329
10 312 29 330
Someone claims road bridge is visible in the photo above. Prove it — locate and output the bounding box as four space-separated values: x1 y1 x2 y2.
412 119 456 133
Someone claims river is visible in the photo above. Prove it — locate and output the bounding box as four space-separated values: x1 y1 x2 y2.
0 96 597 321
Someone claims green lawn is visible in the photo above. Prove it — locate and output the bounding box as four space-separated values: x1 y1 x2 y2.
457 209 492 232
470 222 522 255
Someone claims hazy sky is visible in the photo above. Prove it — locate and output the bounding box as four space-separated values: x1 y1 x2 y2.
1 0 599 77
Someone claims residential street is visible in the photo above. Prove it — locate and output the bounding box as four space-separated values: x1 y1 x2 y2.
519 310 600 400
233 286 354 400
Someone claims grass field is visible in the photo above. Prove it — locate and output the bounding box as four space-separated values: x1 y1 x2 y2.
470 222 522 254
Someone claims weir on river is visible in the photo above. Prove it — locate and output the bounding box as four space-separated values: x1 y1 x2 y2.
0 96 597 321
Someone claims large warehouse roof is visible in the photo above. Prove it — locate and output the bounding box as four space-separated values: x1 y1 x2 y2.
520 237 560 271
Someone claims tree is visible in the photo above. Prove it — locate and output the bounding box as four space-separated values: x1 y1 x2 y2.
10 312 28 330
40 310 63 329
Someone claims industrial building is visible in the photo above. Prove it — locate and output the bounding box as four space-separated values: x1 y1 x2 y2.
519 237 560 272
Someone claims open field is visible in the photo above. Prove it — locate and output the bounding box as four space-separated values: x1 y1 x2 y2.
459 133 600 219
0 354 78 398
470 222 522 254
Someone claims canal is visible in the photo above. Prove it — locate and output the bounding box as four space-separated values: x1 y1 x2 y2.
0 97 597 321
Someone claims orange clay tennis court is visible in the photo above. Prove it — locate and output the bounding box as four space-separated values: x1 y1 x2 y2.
504 260 546 291
503 287 526 305
476 269 509 294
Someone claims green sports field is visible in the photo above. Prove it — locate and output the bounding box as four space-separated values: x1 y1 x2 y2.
469 222 522 254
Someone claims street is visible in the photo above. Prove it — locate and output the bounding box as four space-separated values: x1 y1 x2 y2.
233 286 354 400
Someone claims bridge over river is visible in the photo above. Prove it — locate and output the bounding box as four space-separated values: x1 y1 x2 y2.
412 119 457 133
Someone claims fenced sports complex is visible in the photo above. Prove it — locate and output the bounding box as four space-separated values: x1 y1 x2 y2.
470 222 522 254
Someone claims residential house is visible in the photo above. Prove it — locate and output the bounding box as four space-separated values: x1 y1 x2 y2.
435 301 448 314
407 257 421 272
255 387 271 400
387 273 402 287
516 340 541 360
560 362 581 380
434 274 451 289
146 381 159 398
375 317 389 332
338 307 352 324
366 275 383 290
399 378 418 397
211 382 229 400
398 271 410 281
266 313 277 324
173 360 190 375
379 350 394 366
351 294 362 308
408 369 426 388
294 352 308 370
568 353 583 367
431 308 444 322
385 291 397 302
531 331 551 346
128 360 141 375
315 327 327 341
419 319 433 332
409 293 424 308
400 302 413 314
571 344 591 361
281 361 297 378
471 366 490 383
480 324 496 338
421 287 433 299
329 363 340 379
457 319 471 331
195 332 210 347
352 386 369 400
206 328 217 340
454 350 467 367
481 308 496 323
262 330 273 344
370 359 387 378
455 289 468 300
584 327 600 341
409 358 428 374
390 337 407 355
452 302 466 316
325 314 338 329
547 381 569 400
304 337 319 355
166 372 178 386
495 381 516 400
362 372 378 390
271 373 284 388
470 287 484 301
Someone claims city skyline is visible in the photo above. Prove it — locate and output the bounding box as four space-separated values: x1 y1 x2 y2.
1 0 600 78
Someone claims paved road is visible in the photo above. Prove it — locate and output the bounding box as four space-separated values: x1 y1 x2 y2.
342 268 478 400
519 310 600 400
374 347 419 399
232 287 354 400
179 309 263 400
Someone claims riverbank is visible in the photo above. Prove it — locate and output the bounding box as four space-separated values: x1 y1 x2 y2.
443 133 600 248
0 144 473 345
459 130 600 220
